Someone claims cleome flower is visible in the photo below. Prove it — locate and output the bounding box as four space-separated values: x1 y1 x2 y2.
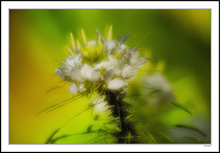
55 26 147 95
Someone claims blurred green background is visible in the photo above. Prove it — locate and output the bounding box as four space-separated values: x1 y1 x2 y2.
9 9 211 144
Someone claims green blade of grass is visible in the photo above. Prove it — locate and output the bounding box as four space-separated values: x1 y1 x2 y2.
146 131 157 144
45 128 60 144
45 86 64 94
170 101 192 115
175 124 206 137
49 130 100 144
157 131 174 143
36 92 85 116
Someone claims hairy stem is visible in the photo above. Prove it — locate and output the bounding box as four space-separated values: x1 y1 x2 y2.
104 90 137 143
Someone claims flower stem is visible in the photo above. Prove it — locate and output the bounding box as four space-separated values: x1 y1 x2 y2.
104 90 137 143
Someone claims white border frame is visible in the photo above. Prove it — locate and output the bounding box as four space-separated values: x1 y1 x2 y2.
1 1 219 152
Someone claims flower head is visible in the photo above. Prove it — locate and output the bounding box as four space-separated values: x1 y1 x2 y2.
55 26 147 95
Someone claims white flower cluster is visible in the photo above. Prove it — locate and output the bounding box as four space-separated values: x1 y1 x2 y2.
144 73 174 100
55 27 147 95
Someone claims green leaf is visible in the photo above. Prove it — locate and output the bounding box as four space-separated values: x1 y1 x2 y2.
36 93 85 116
36 97 74 116
146 131 157 144
175 124 206 137
50 130 100 144
45 128 60 144
170 101 192 115
49 135 70 144
157 131 174 143
45 86 63 94
45 103 67 113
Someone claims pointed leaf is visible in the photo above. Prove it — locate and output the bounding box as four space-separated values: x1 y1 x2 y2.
157 131 174 143
49 134 70 144
146 131 157 144
45 128 60 144
36 93 84 116
175 124 206 137
45 85 63 94
170 101 192 115
50 130 100 144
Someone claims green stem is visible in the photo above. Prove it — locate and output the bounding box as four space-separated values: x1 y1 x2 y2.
104 90 137 143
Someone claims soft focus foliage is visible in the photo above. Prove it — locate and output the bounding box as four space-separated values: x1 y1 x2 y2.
9 9 211 144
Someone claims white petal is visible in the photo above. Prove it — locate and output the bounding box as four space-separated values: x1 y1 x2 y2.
77 83 85 92
106 40 120 54
81 64 93 80
107 79 125 90
108 55 118 63
71 69 84 82
118 56 126 70
121 65 138 79
74 54 82 67
130 50 139 58
131 57 147 68
94 101 107 112
65 56 75 67
55 68 66 80
129 50 139 65
120 44 128 50
55 67 73 81
108 55 121 73
90 68 102 82
107 41 117 51
69 83 78 95
95 62 111 70
84 69 93 81
103 68 115 83
61 67 74 80
119 44 129 55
